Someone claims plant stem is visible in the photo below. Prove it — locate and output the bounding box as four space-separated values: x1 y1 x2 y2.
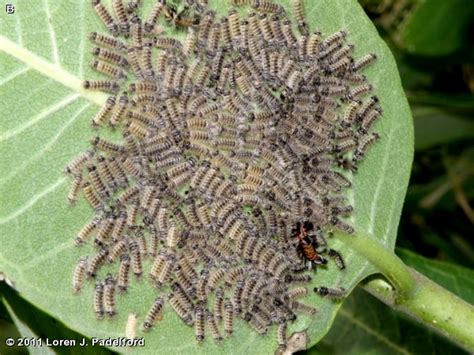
362 274 474 352
335 231 474 351
335 231 416 301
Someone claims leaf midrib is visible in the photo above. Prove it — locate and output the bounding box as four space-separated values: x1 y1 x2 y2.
0 36 107 107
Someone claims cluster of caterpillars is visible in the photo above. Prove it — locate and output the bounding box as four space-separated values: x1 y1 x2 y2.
68 0 382 348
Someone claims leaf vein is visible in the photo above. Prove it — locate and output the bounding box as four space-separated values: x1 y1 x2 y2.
0 66 29 86
0 93 80 142
0 102 91 186
43 0 60 65
78 0 86 78
23 241 71 269
0 177 66 225
15 11 23 46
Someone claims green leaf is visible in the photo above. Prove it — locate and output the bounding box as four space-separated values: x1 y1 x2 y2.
396 248 474 305
303 287 468 355
0 320 26 355
0 291 26 355
0 0 413 353
407 93 474 112
3 299 56 355
396 0 474 56
413 106 474 150
0 282 112 354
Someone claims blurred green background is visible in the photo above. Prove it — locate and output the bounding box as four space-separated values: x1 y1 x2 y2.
1 0 473 354
359 0 474 268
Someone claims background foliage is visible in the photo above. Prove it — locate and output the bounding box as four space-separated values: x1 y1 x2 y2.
0 0 473 354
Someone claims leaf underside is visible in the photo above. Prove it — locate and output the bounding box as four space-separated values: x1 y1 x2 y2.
0 0 413 354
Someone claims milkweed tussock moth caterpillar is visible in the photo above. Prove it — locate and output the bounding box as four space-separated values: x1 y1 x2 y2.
67 0 383 346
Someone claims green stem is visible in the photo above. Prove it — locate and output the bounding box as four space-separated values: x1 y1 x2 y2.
362 274 474 352
335 231 474 351
335 231 415 301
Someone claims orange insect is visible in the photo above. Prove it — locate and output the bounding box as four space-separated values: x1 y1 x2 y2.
293 221 327 269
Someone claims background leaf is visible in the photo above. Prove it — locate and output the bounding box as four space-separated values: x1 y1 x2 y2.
397 0 474 56
0 0 413 353
3 299 56 355
0 290 26 355
0 282 112 355
412 106 474 151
